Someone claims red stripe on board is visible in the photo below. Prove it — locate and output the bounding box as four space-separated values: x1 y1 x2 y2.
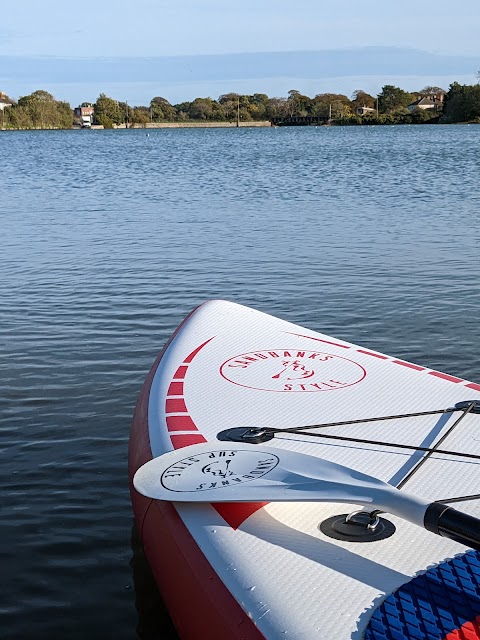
428 371 463 383
166 398 188 414
466 383 480 392
168 338 269 529
286 332 351 349
166 415 199 432
130 308 266 640
392 360 425 371
173 365 188 379
214 503 268 531
167 381 184 396
171 433 208 448
356 349 389 359
184 337 215 363
443 614 480 639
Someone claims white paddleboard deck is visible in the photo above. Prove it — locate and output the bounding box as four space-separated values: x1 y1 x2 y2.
132 300 480 639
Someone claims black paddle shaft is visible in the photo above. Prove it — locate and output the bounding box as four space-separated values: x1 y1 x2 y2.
424 502 480 550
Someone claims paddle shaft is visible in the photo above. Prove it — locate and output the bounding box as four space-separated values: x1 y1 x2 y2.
424 503 480 550
134 442 480 550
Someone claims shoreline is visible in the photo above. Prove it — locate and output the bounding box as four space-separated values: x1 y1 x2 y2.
2 120 480 132
111 121 272 129
0 121 272 131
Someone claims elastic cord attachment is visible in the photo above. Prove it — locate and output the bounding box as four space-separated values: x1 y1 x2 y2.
424 502 480 550
454 400 480 414
319 511 396 542
216 427 274 444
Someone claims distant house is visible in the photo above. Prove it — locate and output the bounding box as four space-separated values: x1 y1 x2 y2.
74 105 94 127
407 95 444 112
356 105 376 116
0 93 14 111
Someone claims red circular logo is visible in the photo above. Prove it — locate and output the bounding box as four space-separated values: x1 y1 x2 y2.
220 349 366 392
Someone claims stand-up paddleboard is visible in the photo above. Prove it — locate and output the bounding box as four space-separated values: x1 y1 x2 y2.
129 300 480 640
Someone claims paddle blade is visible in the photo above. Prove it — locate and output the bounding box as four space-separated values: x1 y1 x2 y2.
133 442 429 526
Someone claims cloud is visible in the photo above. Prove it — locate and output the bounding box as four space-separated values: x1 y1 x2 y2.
1 47 478 103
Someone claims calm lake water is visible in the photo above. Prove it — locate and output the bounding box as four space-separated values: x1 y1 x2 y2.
1 125 480 639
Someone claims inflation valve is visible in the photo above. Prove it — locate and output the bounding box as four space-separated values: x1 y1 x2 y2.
319 510 396 542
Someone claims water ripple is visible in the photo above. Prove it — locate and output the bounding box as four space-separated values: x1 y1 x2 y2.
1 125 480 638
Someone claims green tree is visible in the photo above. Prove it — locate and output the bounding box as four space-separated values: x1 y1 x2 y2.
442 82 480 123
94 93 124 127
312 93 352 119
18 90 55 127
188 97 213 120
218 93 240 122
378 85 415 114
174 101 191 120
244 101 266 120
14 90 72 128
150 96 177 121
265 97 288 119
410 107 439 123
246 94 269 120
129 106 150 125
218 93 266 121
286 90 312 116
416 86 446 97
351 90 376 112
251 93 269 106
22 89 55 102
2 105 31 128
56 101 74 128
182 97 225 121
117 101 131 125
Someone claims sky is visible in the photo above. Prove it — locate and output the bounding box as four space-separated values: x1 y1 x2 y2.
1 0 479 105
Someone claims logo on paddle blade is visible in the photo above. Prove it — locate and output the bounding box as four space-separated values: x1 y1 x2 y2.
161 450 279 492
220 349 366 392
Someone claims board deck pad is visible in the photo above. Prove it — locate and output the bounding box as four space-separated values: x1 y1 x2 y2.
137 300 480 639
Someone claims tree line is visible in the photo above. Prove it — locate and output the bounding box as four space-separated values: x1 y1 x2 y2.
92 87 447 126
0 90 72 129
1 81 480 129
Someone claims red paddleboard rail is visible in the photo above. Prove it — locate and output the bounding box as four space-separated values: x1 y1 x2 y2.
128 304 265 640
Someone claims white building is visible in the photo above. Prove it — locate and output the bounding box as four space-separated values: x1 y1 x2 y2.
356 106 376 116
407 95 444 112
74 105 95 127
0 93 14 111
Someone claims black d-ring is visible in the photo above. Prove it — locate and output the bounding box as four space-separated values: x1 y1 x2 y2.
217 427 275 444
454 400 480 414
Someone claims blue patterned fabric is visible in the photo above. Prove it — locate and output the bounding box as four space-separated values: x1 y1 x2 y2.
364 552 480 639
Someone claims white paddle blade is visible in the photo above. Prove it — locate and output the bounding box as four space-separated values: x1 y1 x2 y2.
133 443 429 527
